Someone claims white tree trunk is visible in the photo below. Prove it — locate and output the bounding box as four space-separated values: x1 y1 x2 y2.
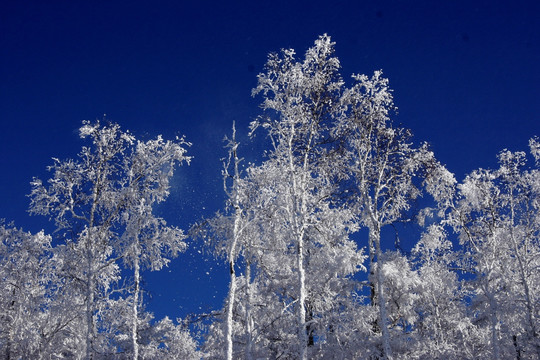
132 255 140 360
85 270 95 360
282 122 309 360
85 168 102 360
290 123 309 360
225 123 241 360
372 225 393 360
245 258 253 360
226 255 237 360
297 234 307 360
85 239 95 360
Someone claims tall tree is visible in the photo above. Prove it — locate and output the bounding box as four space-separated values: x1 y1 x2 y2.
201 123 273 359
29 121 131 358
29 121 190 359
117 133 190 360
251 34 364 359
206 122 247 360
223 123 243 360
335 70 438 359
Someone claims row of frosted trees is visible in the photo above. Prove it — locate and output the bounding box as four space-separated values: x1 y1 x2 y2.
201 36 540 360
1 35 539 359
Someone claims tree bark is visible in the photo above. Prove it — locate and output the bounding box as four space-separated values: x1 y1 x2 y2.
245 258 253 360
85 243 95 360
297 233 307 360
132 255 140 360
225 123 241 360
225 252 237 360
371 224 393 360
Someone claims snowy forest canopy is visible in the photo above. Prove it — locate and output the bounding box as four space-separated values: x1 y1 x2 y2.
1 35 539 360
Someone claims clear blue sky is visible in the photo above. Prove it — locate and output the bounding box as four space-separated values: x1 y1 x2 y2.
1 0 539 321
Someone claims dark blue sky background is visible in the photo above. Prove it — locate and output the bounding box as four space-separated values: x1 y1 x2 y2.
1 0 539 321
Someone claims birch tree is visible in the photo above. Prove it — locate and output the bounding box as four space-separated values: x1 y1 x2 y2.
29 121 131 358
335 71 438 359
201 122 246 360
222 123 243 360
116 133 189 360
201 123 267 359
251 34 364 359
29 121 191 359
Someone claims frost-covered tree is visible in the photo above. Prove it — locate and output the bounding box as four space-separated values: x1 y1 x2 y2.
334 70 439 359
145 317 200 359
201 122 248 360
202 125 301 359
221 123 244 360
29 121 134 358
447 139 540 359
29 121 191 359
250 35 365 359
116 133 189 360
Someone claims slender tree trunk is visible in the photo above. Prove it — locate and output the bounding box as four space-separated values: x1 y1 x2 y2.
297 232 307 360
6 333 12 360
369 236 376 303
245 258 253 360
306 304 315 346
514 255 540 358
132 255 140 360
368 232 378 336
371 224 392 360
286 122 309 360
224 228 241 360
225 122 242 360
226 253 237 360
295 214 308 360
85 245 95 360
86 276 94 359
431 293 444 348
86 168 102 360
288 128 309 360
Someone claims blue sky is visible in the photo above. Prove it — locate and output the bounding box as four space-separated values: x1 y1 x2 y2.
1 0 539 321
